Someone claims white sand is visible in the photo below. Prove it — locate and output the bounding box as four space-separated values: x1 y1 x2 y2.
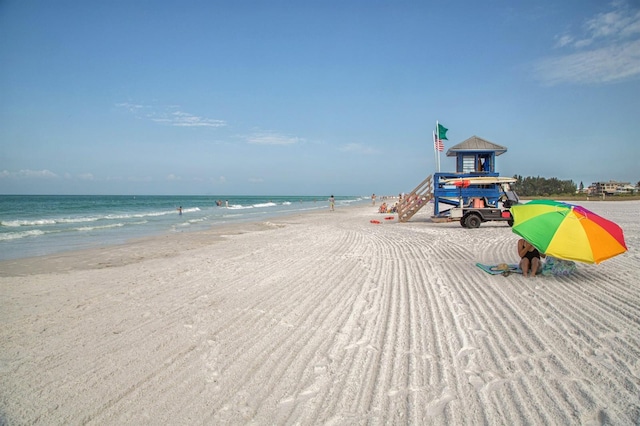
1 200 639 425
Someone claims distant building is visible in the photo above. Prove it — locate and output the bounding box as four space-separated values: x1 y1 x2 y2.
616 184 637 195
588 180 635 196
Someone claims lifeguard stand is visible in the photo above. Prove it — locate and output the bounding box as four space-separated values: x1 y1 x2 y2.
433 136 508 216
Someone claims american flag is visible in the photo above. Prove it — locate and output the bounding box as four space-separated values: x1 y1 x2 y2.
435 138 444 152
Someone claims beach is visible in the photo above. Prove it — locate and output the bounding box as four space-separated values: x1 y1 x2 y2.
1 200 639 425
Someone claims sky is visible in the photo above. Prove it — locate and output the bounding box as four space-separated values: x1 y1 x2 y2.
1 0 639 196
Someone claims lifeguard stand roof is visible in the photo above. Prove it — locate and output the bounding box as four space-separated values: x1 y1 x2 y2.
446 135 507 157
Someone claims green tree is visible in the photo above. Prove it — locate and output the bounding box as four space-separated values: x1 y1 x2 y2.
511 175 576 196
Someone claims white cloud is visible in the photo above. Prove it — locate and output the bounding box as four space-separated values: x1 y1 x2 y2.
115 102 145 113
151 111 226 128
584 8 640 40
536 2 640 85
117 103 226 128
166 174 181 181
536 39 640 85
0 169 59 179
78 173 95 180
23 169 58 178
554 34 574 48
247 132 301 145
338 143 379 155
248 177 264 183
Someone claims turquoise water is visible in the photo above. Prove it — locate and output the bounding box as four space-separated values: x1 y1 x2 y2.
0 195 366 261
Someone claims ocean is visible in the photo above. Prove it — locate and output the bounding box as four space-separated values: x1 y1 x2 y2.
0 195 367 261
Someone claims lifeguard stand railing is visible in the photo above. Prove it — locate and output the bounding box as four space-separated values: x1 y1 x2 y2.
397 175 434 222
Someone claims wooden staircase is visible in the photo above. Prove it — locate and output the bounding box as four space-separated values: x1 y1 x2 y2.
397 175 434 222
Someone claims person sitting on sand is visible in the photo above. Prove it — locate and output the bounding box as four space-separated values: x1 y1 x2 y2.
378 202 387 213
518 238 545 277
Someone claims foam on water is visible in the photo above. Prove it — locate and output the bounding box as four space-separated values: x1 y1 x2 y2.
0 194 367 260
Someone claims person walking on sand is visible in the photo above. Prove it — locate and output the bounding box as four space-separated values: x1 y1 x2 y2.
518 238 544 277
372 193 376 206
329 195 335 211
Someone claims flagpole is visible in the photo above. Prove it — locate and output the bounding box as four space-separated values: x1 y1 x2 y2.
436 120 441 172
433 132 440 172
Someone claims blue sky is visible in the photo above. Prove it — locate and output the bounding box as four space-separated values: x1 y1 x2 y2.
1 0 639 195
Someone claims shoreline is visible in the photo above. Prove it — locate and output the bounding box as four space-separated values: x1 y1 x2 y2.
0 220 270 277
0 194 368 263
0 203 358 277
1 200 638 424
3 195 636 277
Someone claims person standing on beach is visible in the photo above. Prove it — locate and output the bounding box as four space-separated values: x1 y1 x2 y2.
372 194 376 206
177 206 183 215
329 195 335 211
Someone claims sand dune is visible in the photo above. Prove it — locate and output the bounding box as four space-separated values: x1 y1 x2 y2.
1 201 639 425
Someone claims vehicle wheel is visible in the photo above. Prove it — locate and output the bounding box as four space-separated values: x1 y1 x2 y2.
460 218 467 228
507 219 514 227
465 214 482 228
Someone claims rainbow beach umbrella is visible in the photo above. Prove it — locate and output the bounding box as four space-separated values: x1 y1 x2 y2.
510 200 627 264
